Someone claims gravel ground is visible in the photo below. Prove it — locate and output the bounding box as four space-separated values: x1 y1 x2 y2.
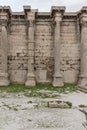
0 91 86 130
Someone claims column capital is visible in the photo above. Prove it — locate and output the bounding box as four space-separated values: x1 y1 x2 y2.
27 11 37 27
28 20 35 27
51 6 65 17
51 6 65 23
0 6 11 27
27 12 35 22
52 14 62 27
54 14 62 22
0 6 11 21
78 6 87 25
27 10 38 20
80 20 87 27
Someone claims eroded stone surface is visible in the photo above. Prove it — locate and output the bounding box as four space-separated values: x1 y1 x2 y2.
0 91 86 130
47 100 71 108
0 6 87 88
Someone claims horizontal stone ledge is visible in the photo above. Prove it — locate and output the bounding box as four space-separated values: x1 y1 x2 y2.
36 20 52 22
29 127 68 130
62 19 77 22
78 86 87 93
0 6 86 20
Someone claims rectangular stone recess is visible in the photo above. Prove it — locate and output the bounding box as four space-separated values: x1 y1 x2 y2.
8 24 27 84
0 25 2 71
60 21 80 84
35 20 54 83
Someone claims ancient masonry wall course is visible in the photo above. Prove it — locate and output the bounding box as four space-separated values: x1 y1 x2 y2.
0 6 87 88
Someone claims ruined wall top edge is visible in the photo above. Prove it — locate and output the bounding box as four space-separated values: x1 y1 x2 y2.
0 6 87 18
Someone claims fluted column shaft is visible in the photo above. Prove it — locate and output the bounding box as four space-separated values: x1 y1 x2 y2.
79 21 87 88
0 24 9 86
25 20 36 86
52 13 64 87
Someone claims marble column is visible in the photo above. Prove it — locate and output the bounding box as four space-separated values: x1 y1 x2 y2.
52 12 64 87
78 21 87 90
25 20 36 86
0 24 10 86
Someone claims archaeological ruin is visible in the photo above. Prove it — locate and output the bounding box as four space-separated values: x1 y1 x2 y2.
0 5 87 90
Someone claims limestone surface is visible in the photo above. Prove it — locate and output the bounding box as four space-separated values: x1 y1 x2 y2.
0 6 87 89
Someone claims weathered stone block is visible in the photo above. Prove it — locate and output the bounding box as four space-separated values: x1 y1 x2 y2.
0 6 86 88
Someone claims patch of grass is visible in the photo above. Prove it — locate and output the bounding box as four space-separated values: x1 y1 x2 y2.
0 84 77 98
0 84 26 92
26 84 77 93
24 91 59 98
66 101 72 108
79 104 87 108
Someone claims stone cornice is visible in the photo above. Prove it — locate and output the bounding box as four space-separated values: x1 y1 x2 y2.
64 12 77 19
80 21 87 27
23 5 31 14
11 12 25 20
12 12 25 15
0 6 87 22
10 20 27 25
77 6 87 21
36 12 51 19
81 6 87 13
0 6 11 20
0 6 11 13
51 6 66 16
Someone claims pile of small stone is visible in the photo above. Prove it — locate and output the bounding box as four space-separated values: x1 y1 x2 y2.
46 100 72 108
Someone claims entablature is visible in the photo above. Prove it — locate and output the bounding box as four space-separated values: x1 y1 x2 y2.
0 6 87 24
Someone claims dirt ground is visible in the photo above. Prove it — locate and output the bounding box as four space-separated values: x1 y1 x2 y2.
0 90 87 130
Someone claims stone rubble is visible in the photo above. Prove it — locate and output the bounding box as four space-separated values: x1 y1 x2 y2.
0 91 86 130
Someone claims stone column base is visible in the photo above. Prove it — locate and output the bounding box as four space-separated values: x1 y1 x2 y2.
25 73 36 86
0 80 10 86
78 76 87 92
0 73 10 86
78 86 87 93
52 74 64 87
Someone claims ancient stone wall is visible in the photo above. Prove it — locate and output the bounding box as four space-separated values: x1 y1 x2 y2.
0 25 2 71
61 17 80 84
35 15 54 83
8 24 27 84
0 6 87 88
